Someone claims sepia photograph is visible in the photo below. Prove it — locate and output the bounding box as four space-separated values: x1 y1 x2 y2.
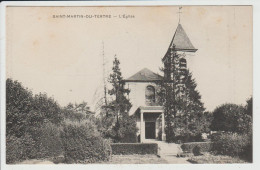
0 2 255 167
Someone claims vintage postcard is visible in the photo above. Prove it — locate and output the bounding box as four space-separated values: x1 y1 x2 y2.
0 1 258 170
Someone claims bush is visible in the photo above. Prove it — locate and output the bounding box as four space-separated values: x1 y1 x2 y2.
192 146 201 156
111 143 158 155
6 133 37 164
211 132 251 159
60 120 111 163
181 142 212 153
97 113 138 143
34 122 63 158
6 135 22 164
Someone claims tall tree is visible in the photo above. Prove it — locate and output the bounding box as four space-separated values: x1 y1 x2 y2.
160 45 206 142
108 57 131 117
98 56 137 142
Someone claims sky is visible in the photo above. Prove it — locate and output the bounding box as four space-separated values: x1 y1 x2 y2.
6 6 252 112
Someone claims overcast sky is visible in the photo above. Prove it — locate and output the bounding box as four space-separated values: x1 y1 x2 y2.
6 6 252 112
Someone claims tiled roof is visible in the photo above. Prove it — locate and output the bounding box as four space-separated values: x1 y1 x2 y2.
169 24 197 52
124 68 163 82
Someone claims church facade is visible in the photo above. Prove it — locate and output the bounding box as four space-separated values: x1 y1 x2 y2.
123 24 197 143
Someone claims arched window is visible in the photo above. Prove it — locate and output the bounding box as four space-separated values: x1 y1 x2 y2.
145 85 155 105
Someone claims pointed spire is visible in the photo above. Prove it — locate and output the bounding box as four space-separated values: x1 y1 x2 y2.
169 24 197 52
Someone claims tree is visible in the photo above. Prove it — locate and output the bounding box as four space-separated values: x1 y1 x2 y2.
99 56 137 142
245 96 253 117
108 57 131 115
63 102 94 122
160 46 206 142
6 79 34 137
211 103 252 134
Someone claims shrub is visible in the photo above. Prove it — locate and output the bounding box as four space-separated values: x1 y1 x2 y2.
6 135 22 164
97 113 138 143
211 132 251 158
116 115 138 143
192 146 201 156
6 133 37 164
34 122 63 158
60 120 111 163
111 143 158 155
181 142 212 153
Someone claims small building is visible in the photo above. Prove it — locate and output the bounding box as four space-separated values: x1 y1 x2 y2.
123 24 197 143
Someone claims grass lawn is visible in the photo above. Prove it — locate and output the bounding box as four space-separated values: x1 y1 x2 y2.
187 152 247 164
17 154 167 164
100 154 168 164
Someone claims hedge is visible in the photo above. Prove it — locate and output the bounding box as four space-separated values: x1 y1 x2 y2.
60 120 112 163
111 143 158 155
211 132 251 159
181 142 212 153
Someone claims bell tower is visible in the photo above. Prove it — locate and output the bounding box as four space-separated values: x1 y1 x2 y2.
162 23 197 82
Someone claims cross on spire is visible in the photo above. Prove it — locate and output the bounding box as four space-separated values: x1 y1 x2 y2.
177 6 182 24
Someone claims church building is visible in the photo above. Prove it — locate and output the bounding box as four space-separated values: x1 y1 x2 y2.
123 23 197 143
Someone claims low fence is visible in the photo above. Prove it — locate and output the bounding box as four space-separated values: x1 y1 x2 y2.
111 143 158 155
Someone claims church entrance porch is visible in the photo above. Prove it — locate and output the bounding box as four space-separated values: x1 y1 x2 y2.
135 106 166 143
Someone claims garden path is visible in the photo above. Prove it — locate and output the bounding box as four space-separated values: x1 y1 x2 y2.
143 139 191 164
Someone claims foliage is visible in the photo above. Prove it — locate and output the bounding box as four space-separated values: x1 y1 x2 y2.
107 57 131 114
6 79 65 163
63 102 94 122
6 79 33 137
60 120 111 163
6 133 37 164
192 146 201 156
98 57 138 143
32 93 63 125
96 111 116 139
6 135 22 163
111 143 158 155
6 79 63 138
211 132 251 159
34 122 63 158
114 115 138 143
211 103 252 134
160 47 207 142
98 111 137 143
6 78 114 164
245 96 253 117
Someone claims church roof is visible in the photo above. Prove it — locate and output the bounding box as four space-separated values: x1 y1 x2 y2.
169 24 197 52
124 68 163 82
